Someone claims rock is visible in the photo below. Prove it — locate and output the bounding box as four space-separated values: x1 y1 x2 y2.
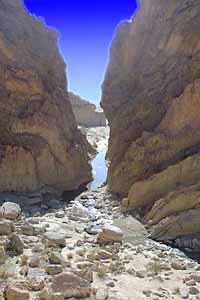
150 208 200 241
49 251 65 265
51 271 91 298
9 233 24 255
0 246 7 264
49 293 64 300
45 264 63 275
171 261 186 270
32 243 45 253
97 224 123 244
29 256 40 268
20 224 35 236
3 286 30 300
0 0 92 194
55 212 65 218
97 249 112 260
136 270 146 279
189 287 199 295
27 277 45 291
69 92 106 127
67 202 89 222
0 220 14 235
85 224 101 235
101 0 200 246
42 232 66 248
76 261 93 270
0 202 21 220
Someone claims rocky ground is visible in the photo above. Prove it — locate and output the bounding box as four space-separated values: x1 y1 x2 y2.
0 187 200 300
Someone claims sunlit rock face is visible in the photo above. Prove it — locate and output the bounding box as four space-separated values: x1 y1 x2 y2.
69 92 107 128
101 0 200 245
0 0 92 194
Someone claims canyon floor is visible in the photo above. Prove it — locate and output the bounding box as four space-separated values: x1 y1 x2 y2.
0 129 200 300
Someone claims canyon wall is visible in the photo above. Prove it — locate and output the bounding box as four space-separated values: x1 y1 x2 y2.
69 92 107 127
101 0 200 246
0 0 92 194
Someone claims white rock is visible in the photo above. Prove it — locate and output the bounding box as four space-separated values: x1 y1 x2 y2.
97 224 123 244
0 202 21 220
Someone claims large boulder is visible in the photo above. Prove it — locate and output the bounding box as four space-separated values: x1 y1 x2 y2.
51 271 92 298
3 286 30 300
0 0 92 194
97 224 123 244
0 202 21 220
101 0 200 246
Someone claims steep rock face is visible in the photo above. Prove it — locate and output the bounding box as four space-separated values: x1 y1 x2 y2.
69 92 106 127
101 0 200 245
0 0 92 193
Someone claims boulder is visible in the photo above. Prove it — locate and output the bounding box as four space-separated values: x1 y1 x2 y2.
9 233 24 255
97 224 123 244
3 286 30 300
51 271 91 298
0 220 14 235
43 232 66 248
0 202 21 220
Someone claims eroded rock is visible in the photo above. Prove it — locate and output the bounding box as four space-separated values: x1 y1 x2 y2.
101 0 200 245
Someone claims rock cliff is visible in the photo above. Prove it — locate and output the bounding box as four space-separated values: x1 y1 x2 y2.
101 0 200 246
69 92 106 127
0 0 92 194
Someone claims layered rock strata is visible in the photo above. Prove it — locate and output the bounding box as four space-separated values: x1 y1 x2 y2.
0 0 92 194
101 0 200 246
69 92 106 127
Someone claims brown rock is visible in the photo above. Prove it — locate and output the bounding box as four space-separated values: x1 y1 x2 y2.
69 92 106 127
0 0 92 194
3 286 30 300
51 271 91 298
101 0 200 245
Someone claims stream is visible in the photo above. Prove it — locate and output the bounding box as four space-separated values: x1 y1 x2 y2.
86 126 109 191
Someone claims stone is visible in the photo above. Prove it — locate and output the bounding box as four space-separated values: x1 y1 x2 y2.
45 264 63 275
3 286 30 300
49 251 65 265
32 243 45 253
29 256 40 268
0 246 7 264
49 293 64 300
171 261 187 270
43 232 66 248
51 271 91 298
85 224 101 235
20 224 35 236
189 287 199 295
9 233 24 255
97 249 112 260
28 277 45 291
97 224 123 244
0 0 92 194
0 202 21 220
0 220 14 235
101 0 200 246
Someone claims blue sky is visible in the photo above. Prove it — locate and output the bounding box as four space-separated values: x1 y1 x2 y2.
23 0 138 104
